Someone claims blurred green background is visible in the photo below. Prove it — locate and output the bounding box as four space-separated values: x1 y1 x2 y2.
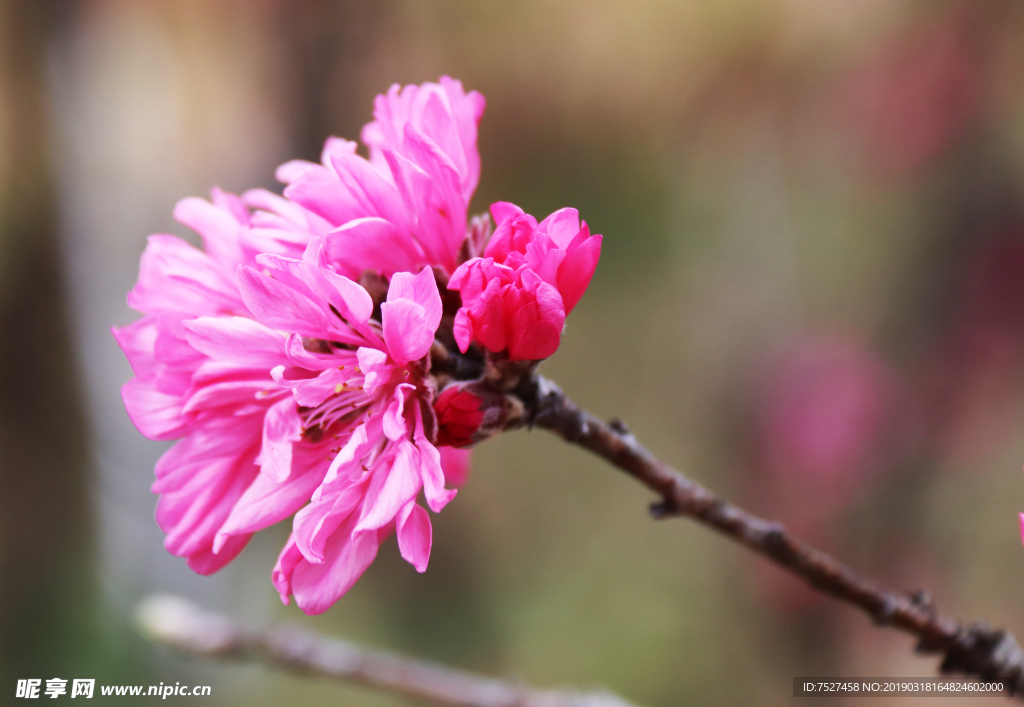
3 0 1024 705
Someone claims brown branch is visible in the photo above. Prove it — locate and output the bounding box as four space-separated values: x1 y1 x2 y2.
523 374 1024 699
136 594 640 707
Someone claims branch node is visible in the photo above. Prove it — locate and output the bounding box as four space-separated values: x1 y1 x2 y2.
909 589 935 614
609 418 630 435
872 596 899 627
762 521 786 548
649 499 673 519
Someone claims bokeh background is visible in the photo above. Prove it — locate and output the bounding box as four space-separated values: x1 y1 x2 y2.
2 0 1024 705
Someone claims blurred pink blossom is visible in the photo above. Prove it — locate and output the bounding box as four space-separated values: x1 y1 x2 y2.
758 336 897 495
919 226 1024 463
841 6 981 178
751 336 904 613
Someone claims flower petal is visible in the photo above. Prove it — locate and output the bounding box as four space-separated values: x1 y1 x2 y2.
396 501 431 572
356 441 423 531
259 398 303 482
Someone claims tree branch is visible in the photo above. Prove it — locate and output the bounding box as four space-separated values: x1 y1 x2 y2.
524 374 1024 699
136 594 640 707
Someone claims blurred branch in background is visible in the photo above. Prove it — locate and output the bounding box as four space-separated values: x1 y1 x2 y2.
137 595 639 707
524 375 1024 700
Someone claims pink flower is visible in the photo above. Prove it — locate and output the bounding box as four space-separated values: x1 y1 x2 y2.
448 202 602 360
115 193 466 606
114 77 606 614
114 187 320 574
276 76 486 278
121 214 462 612
434 385 486 447
115 78 484 598
361 76 485 205
434 380 523 448
229 253 457 614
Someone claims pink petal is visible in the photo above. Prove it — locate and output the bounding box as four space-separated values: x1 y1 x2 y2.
183 316 287 368
396 501 431 572
557 231 602 314
489 201 524 228
152 416 259 493
242 187 311 228
186 533 252 576
381 299 432 365
215 444 329 550
272 536 303 604
183 380 271 417
382 383 415 441
415 436 457 513
537 207 581 249
398 126 467 270
173 195 244 269
275 159 320 185
320 269 374 325
122 378 187 441
112 317 159 378
356 441 423 531
283 178 358 227
291 366 353 408
291 524 381 615
320 419 378 492
284 333 339 371
466 278 509 353
382 145 461 273
484 211 537 262
157 444 260 567
325 217 425 276
356 347 390 393
237 265 330 340
507 278 565 361
294 483 366 563
524 235 566 286
127 235 240 316
321 136 358 165
328 149 409 227
387 267 443 331
439 446 472 487
419 91 465 187
153 313 205 377
452 309 473 353
259 398 303 482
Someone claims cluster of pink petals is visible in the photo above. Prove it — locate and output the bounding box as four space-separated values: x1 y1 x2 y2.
448 202 602 361
276 76 485 278
114 77 600 614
